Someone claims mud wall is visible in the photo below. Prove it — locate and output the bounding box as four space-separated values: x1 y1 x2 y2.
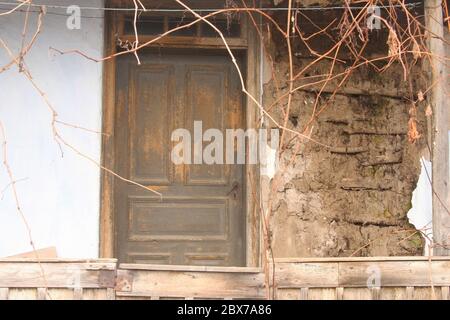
263 10 427 257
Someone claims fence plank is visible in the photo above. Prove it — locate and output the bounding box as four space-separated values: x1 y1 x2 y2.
119 268 265 299
119 263 260 273
338 261 450 287
275 256 450 263
406 286 414 300
37 288 47 300
0 288 9 300
275 289 300 300
73 288 83 300
343 288 372 300
308 288 336 300
8 289 36 300
106 288 115 300
1 258 450 300
275 262 339 288
0 260 117 288
379 287 407 300
336 287 344 300
47 289 75 300
441 287 449 300
299 288 309 300
370 287 381 300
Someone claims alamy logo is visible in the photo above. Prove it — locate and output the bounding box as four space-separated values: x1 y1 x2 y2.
367 5 381 30
66 5 81 30
171 121 279 166
366 265 381 288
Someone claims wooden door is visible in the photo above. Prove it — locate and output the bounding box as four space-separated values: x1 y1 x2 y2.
114 49 246 266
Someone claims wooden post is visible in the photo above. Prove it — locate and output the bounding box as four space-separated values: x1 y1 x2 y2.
425 0 450 255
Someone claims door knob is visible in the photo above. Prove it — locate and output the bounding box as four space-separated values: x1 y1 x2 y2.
227 182 239 199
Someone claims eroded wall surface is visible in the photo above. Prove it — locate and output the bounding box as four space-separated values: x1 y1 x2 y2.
263 14 427 257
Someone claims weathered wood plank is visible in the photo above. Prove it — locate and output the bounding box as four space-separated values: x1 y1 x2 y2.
338 261 450 287
1 258 450 300
379 287 407 300
406 286 414 300
308 288 336 300
117 291 263 300
370 287 381 300
73 288 83 300
299 288 309 300
0 288 9 300
47 289 75 300
8 289 36 300
0 258 117 264
343 288 371 300
336 287 344 300
37 288 47 300
0 260 117 288
119 269 265 299
106 288 115 300
441 286 449 300
413 287 438 300
275 256 450 263
275 262 339 288
274 260 450 289
81 289 107 300
275 289 300 300
119 264 261 273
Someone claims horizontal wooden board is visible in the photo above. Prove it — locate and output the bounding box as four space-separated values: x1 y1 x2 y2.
338 261 450 287
117 269 266 299
119 35 247 49
275 262 339 288
275 259 450 288
276 286 450 300
0 260 117 288
275 256 450 263
0 258 117 264
1 257 450 299
119 263 261 273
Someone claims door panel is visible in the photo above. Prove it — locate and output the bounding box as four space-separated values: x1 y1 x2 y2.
185 65 227 185
128 65 174 185
114 50 246 266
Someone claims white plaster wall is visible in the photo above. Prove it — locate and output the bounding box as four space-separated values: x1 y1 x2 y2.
407 158 433 252
0 1 104 258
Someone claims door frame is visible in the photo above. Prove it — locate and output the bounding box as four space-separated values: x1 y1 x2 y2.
100 4 262 267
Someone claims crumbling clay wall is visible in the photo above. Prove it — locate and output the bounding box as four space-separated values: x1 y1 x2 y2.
263 21 427 257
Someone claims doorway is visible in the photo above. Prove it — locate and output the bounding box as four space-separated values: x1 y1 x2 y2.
100 5 262 267
113 49 246 266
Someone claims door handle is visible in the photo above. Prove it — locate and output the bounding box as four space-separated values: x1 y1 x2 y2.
227 182 239 199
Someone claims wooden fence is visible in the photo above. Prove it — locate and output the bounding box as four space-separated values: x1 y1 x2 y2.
0 259 116 300
115 264 265 300
274 257 450 300
1 257 449 299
